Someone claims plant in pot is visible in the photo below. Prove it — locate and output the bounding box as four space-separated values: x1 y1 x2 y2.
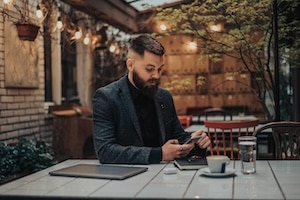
3 0 40 41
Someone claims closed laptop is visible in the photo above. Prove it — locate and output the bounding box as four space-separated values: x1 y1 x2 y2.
49 164 148 180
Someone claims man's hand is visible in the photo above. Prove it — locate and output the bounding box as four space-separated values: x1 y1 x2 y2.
191 130 211 149
161 139 194 161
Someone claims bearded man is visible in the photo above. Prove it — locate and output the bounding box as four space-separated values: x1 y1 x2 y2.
92 34 210 164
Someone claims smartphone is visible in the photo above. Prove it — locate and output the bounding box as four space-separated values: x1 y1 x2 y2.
184 135 202 144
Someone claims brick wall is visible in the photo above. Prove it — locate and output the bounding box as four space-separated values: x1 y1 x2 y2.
0 0 52 143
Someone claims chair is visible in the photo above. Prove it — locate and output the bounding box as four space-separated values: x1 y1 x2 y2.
205 119 260 159
178 115 193 128
197 108 232 124
253 121 300 159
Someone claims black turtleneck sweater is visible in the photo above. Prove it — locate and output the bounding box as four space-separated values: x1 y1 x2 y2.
127 78 162 163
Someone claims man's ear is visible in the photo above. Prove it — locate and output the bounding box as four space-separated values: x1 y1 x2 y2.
126 58 133 71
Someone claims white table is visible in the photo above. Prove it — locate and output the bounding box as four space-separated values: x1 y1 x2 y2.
185 122 263 133
0 159 299 199
192 115 257 124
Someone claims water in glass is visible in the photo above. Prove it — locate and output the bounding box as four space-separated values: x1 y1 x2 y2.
239 136 256 174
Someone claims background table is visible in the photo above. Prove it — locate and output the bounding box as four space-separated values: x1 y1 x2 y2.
191 115 257 125
0 159 299 199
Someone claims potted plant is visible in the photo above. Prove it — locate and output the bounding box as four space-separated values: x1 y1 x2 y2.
15 22 40 41
3 0 40 41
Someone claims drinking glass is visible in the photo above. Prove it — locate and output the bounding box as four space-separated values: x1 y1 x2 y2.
238 136 257 174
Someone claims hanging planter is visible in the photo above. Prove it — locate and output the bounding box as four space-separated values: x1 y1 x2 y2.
15 23 40 41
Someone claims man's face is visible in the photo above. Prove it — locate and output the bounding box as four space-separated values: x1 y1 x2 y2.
132 69 159 98
127 51 164 98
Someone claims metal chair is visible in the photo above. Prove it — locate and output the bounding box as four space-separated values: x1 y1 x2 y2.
205 119 260 159
253 121 300 159
197 107 232 124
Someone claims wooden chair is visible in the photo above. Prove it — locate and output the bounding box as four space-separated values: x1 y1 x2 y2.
178 115 193 128
198 107 232 124
205 119 260 159
253 121 300 159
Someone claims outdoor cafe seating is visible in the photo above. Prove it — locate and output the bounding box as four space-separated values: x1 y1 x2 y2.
253 121 300 159
204 119 260 159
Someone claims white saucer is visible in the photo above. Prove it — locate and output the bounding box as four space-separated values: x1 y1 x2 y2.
199 167 236 177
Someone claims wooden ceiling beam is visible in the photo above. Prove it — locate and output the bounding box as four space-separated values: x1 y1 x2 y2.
61 0 139 33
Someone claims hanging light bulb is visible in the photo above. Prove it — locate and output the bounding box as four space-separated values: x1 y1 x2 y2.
209 24 222 32
159 24 167 31
36 5 43 18
3 0 13 4
83 33 90 45
109 43 117 53
188 41 197 50
56 16 63 30
74 29 82 40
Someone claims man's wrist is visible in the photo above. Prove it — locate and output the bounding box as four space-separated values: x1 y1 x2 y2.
149 147 162 164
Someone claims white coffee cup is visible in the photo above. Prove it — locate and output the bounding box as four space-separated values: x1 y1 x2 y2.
206 155 230 173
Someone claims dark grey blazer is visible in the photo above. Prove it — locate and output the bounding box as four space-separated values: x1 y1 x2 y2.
92 75 204 164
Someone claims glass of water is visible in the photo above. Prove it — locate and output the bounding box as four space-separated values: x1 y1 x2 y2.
238 136 257 174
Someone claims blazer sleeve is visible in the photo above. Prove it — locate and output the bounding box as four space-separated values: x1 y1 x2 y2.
92 85 152 164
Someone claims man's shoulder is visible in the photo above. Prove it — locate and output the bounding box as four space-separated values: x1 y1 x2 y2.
157 87 172 98
97 76 127 92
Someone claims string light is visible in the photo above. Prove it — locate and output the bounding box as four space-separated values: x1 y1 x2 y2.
36 5 43 18
83 33 90 45
159 24 167 31
1 0 127 49
209 24 222 32
188 41 197 50
109 43 116 53
3 0 13 4
56 16 63 30
74 29 82 40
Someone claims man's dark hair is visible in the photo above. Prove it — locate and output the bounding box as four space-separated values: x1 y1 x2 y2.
129 34 165 56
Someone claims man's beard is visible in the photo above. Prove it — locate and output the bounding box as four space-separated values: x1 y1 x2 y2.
132 70 159 98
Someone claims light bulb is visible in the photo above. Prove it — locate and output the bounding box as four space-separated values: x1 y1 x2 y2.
109 44 116 53
159 24 167 31
3 0 13 4
74 30 82 40
56 17 63 30
83 35 90 45
36 10 43 18
210 24 221 32
188 41 197 50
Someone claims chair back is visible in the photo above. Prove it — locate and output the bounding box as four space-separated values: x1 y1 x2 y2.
205 119 260 159
253 121 300 159
178 115 193 128
198 108 232 124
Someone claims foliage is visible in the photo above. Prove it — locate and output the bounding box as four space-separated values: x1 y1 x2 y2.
163 76 192 93
162 75 206 93
0 137 54 182
155 0 300 120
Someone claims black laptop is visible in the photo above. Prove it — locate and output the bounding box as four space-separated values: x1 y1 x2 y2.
49 164 148 180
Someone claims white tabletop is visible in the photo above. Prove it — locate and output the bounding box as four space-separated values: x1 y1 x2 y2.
185 123 264 133
0 159 299 199
192 115 257 124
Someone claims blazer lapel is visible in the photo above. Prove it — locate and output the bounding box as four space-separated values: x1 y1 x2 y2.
117 76 143 141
